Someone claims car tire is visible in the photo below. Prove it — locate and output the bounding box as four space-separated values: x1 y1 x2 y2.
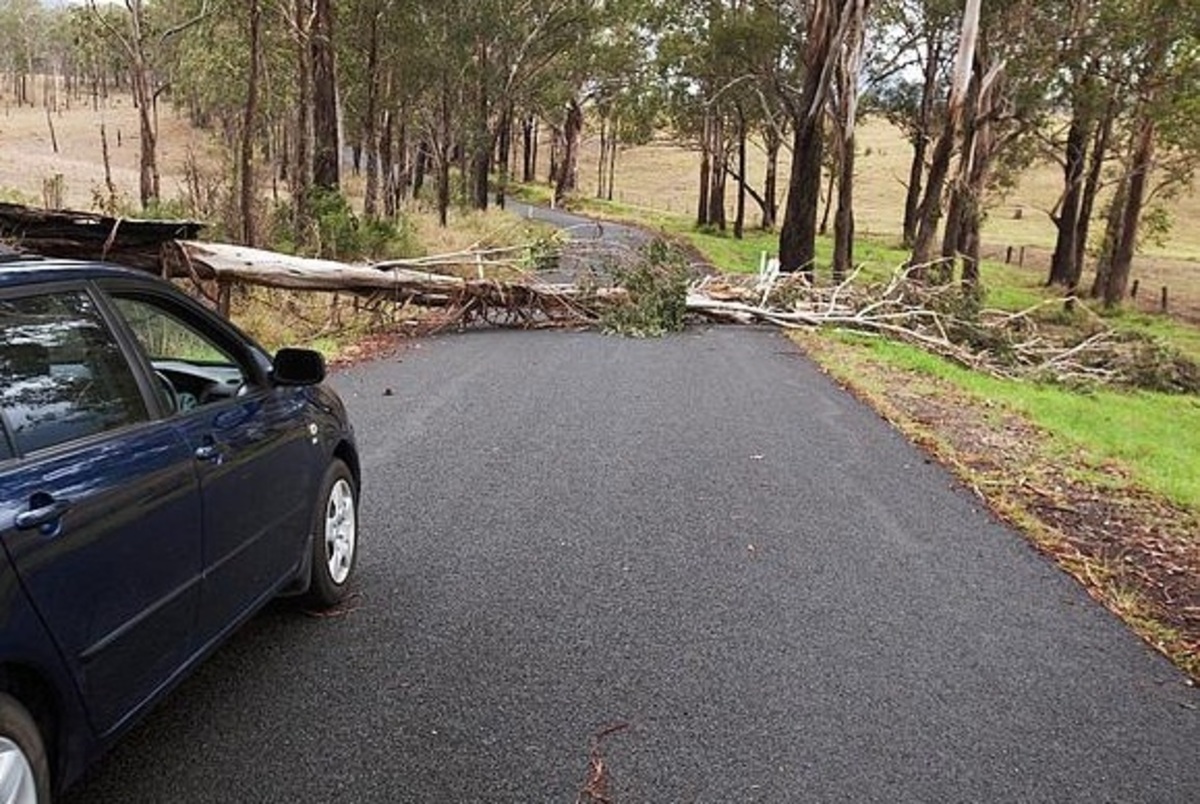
0 692 51 804
303 459 358 609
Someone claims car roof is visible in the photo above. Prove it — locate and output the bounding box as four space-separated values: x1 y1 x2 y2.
0 254 151 290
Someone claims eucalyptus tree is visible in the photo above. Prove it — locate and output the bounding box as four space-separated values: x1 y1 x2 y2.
777 0 868 278
1090 0 1200 307
84 0 212 209
0 0 49 105
865 0 958 247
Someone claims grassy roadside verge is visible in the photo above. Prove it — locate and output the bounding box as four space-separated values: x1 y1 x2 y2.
798 332 1199 680
543 191 1200 680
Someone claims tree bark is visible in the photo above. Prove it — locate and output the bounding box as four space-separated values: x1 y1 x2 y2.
779 0 854 277
734 106 747 240
697 110 712 227
522 116 538 183
293 0 312 223
240 0 261 247
762 122 780 230
707 112 727 231
909 0 982 278
362 11 381 220
903 22 942 248
495 103 512 209
311 0 339 191
1103 116 1155 308
553 99 583 206
1048 112 1090 287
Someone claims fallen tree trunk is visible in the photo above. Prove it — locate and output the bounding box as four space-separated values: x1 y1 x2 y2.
174 240 629 328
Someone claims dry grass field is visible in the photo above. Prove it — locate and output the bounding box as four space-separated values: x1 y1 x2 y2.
583 119 1200 320
0 90 216 211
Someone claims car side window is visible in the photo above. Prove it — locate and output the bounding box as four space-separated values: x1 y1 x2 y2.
0 290 149 455
111 295 249 414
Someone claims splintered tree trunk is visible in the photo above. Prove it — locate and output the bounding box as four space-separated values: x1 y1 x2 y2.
311 0 339 191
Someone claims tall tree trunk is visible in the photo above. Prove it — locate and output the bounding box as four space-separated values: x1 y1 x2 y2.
734 107 747 239
470 40 490 210
1075 95 1117 282
1047 112 1090 287
903 23 942 248
362 12 381 220
1090 177 1126 299
495 102 512 209
522 116 537 182
437 79 451 227
553 99 583 206
240 0 261 247
909 0 982 278
832 0 868 282
597 116 609 199
1103 115 1155 308
311 0 339 191
762 123 780 230
780 0 855 277
293 0 312 223
696 110 712 227
381 108 396 218
708 112 727 231
606 117 618 201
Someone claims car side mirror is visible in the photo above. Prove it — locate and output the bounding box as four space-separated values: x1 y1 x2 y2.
272 348 326 386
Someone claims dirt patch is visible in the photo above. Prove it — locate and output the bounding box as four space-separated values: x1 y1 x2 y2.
795 331 1200 681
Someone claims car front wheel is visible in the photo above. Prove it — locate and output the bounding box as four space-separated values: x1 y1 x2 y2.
0 693 50 804
304 459 358 609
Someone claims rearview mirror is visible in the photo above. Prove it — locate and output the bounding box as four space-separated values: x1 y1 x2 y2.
272 348 326 386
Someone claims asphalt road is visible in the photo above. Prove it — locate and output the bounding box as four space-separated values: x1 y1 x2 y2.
62 325 1199 802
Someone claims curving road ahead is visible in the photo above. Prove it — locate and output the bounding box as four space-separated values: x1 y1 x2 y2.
63 324 1198 802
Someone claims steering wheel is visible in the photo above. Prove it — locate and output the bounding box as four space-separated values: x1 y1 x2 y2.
154 370 180 414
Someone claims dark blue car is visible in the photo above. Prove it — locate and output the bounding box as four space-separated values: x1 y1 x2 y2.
0 256 360 802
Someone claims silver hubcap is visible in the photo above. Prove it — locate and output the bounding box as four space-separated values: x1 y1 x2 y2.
324 478 356 585
0 738 37 804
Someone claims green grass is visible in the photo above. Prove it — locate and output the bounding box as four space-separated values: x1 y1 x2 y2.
839 334 1200 511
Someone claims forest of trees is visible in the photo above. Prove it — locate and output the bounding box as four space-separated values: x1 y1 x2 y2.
1 0 1198 308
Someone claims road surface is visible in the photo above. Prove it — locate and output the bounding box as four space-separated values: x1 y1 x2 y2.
63 325 1199 802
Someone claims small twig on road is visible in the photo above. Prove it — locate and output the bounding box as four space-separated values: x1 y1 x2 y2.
576 722 631 804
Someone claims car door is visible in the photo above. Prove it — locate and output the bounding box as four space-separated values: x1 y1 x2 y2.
0 285 203 738
103 286 318 647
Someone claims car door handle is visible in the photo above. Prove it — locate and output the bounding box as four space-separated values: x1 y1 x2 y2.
194 442 224 463
14 497 72 531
